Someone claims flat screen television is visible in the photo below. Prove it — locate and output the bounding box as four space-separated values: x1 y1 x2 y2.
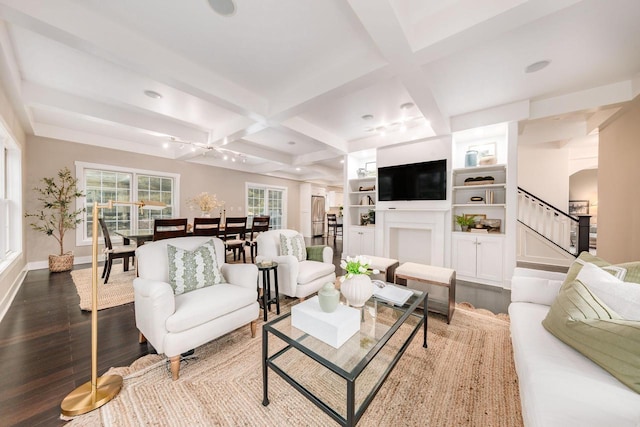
378 159 447 201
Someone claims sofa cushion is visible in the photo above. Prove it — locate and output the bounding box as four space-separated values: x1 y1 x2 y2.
511 276 563 306
576 262 640 321
563 252 640 285
166 283 256 333
280 233 306 261
167 239 225 295
297 260 335 284
509 302 640 426
542 279 640 393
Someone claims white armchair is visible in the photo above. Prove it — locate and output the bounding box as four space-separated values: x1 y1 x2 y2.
134 236 259 380
255 229 336 300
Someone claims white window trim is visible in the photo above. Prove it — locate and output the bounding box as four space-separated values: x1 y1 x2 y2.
0 122 22 275
245 182 287 229
75 161 180 247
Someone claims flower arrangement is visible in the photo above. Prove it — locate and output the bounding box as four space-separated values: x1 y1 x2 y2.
340 255 380 282
187 192 223 213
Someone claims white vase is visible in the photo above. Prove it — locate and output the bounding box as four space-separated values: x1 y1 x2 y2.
201 211 211 218
340 274 373 308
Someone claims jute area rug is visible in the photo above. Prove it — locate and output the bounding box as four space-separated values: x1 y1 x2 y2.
65 302 523 426
70 267 135 311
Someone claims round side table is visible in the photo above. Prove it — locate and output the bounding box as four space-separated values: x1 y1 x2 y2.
257 261 280 321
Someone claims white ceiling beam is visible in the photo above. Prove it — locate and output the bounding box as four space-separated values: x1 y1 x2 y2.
413 0 583 64
450 100 530 133
347 0 450 136
0 0 268 119
22 82 209 144
586 108 622 135
294 149 344 166
0 19 33 133
224 140 294 165
519 120 587 145
529 80 635 120
277 117 348 154
34 123 174 158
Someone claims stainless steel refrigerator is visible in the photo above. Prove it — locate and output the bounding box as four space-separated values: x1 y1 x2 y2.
311 196 325 237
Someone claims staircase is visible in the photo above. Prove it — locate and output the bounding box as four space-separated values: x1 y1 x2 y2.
517 187 591 267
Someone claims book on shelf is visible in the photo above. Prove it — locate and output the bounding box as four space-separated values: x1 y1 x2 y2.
470 228 489 233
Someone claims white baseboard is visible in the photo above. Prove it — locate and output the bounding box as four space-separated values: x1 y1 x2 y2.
0 265 27 324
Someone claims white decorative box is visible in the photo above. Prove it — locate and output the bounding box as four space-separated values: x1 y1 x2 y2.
291 296 360 349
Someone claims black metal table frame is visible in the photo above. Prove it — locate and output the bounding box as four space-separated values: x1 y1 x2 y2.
262 292 428 427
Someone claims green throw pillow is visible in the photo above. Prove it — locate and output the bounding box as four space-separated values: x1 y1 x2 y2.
306 245 325 262
279 233 307 262
542 279 640 393
167 239 225 295
563 252 640 285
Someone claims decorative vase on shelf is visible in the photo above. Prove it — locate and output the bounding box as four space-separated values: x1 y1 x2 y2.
340 274 373 308
200 211 211 218
318 282 340 313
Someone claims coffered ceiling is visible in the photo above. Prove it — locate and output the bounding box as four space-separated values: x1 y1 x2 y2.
0 0 639 185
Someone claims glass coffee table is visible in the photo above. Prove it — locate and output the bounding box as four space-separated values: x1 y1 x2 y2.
262 286 427 426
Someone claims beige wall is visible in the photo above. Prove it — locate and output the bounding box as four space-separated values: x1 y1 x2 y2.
25 136 302 264
597 95 640 263
518 143 570 210
0 84 27 315
569 169 598 225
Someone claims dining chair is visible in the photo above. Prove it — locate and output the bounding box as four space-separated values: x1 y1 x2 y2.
153 218 188 241
224 217 248 262
245 215 270 263
193 217 221 237
327 213 343 244
98 218 136 284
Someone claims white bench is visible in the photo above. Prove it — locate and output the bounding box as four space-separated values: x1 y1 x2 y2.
394 262 456 324
365 255 399 283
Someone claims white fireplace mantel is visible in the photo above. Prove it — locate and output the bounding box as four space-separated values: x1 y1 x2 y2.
374 208 451 267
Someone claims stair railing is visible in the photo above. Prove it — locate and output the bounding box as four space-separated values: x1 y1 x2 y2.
517 187 590 255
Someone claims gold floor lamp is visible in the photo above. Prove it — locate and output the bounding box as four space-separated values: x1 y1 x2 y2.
61 199 165 417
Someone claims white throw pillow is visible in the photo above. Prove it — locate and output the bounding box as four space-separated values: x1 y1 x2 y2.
576 262 640 321
511 276 563 306
279 233 307 262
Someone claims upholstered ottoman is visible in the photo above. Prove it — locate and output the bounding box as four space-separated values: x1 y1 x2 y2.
394 262 456 324
365 255 399 283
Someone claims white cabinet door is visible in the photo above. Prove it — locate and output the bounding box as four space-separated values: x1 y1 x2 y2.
476 236 504 282
452 234 478 277
347 227 375 256
452 233 504 285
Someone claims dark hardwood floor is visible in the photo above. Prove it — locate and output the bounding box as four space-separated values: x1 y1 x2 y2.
0 236 341 426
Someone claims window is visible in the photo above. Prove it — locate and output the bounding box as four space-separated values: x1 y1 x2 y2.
76 162 179 245
0 124 22 270
246 183 286 229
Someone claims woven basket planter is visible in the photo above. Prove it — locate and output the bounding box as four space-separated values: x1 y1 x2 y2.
49 253 74 272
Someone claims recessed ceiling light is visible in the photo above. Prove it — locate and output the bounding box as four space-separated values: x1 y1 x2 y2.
144 90 162 99
295 167 301 171
361 114 374 120
525 60 551 74
207 0 236 16
400 102 414 110
340 159 344 163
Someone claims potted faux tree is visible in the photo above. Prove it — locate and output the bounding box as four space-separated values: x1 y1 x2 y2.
455 214 476 232
26 167 85 272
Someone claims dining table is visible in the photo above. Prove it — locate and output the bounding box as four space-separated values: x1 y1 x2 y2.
115 226 254 246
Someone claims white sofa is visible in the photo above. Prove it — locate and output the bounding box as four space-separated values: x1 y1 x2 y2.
255 229 336 300
509 267 640 427
134 236 259 380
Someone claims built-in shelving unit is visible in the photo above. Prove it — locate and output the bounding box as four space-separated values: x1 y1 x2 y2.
451 164 507 234
347 177 376 226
